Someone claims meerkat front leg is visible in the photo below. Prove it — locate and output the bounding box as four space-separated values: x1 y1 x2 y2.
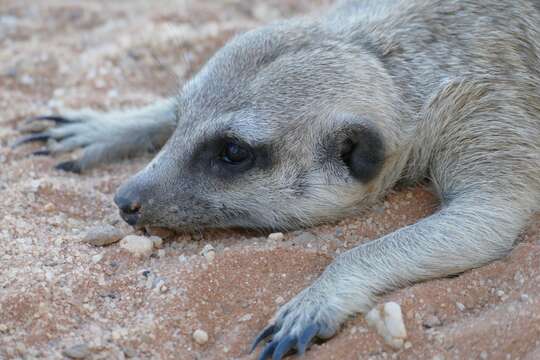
252 190 533 359
252 81 539 359
14 98 177 173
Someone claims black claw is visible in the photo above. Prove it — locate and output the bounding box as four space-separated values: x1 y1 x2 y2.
26 115 73 124
272 335 296 360
297 324 319 355
258 341 278 360
55 161 81 174
32 149 50 156
251 324 277 353
12 133 50 148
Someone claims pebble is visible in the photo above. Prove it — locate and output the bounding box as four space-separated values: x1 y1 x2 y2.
91 253 104 264
62 344 90 359
20 74 34 85
193 329 209 345
200 244 216 262
120 235 154 257
366 302 408 349
268 232 284 241
456 302 466 311
238 313 253 322
83 225 125 246
112 329 122 341
123 347 137 358
43 202 56 212
423 314 442 328
150 236 163 249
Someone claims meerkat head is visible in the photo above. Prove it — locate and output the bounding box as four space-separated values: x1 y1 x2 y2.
114 19 408 231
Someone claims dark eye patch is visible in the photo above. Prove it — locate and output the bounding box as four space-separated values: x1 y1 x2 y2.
189 134 273 180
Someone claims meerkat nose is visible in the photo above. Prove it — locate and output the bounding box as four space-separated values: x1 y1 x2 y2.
114 194 142 226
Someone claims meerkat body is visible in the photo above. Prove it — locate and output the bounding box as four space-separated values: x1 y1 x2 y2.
17 0 540 358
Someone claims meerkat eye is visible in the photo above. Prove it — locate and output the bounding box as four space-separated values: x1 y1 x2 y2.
220 142 252 164
340 138 355 166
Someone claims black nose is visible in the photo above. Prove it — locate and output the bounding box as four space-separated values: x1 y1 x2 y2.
114 194 142 226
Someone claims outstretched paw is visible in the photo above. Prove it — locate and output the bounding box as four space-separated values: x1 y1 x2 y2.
14 110 133 173
251 289 343 359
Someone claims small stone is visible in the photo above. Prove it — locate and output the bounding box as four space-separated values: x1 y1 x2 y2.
200 244 216 262
91 253 103 264
238 313 252 322
20 74 34 85
149 236 163 249
15 342 26 354
159 284 168 293
366 302 407 349
480 351 488 359
0 324 8 332
205 251 215 262
120 235 154 257
275 296 285 304
404 341 413 349
62 344 90 359
520 294 529 302
43 202 56 212
456 302 466 311
83 225 124 246
123 347 136 358
423 314 442 328
152 279 165 292
193 329 209 345
496 290 505 297
97 274 106 286
268 232 284 241
111 329 122 341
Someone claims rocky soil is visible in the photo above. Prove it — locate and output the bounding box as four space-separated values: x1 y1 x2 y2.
1 1 539 359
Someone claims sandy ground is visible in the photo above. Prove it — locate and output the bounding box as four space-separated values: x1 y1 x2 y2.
1 1 540 359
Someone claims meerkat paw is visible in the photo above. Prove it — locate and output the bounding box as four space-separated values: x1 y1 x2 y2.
251 288 345 359
14 110 149 173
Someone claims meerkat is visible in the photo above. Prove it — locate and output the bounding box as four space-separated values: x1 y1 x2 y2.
15 0 540 359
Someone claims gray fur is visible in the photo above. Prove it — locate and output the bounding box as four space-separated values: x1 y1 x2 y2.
18 0 540 357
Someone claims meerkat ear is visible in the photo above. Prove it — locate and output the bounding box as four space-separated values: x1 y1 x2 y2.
339 122 385 183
